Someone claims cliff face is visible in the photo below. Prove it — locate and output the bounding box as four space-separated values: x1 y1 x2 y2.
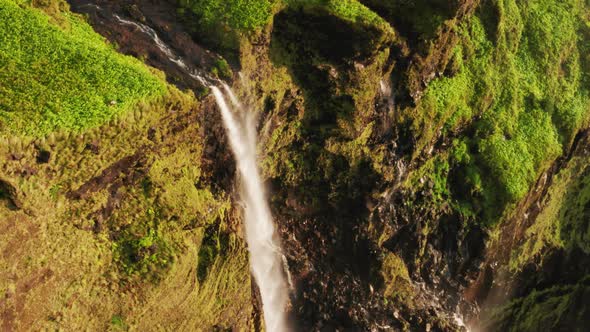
1 0 589 331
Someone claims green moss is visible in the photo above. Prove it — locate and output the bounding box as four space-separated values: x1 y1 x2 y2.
480 110 562 202
409 0 590 224
359 0 458 41
113 220 175 283
285 0 392 32
405 154 451 205
380 253 413 304
110 315 128 331
484 277 590 332
177 0 276 32
197 222 230 283
508 148 590 271
0 2 252 326
211 58 232 79
560 167 590 254
148 148 229 229
0 0 166 136
263 0 396 213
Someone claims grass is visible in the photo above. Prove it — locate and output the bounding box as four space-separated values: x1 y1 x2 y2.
177 0 390 32
407 0 590 223
177 0 276 32
380 253 413 304
0 89 253 329
0 0 166 136
175 0 394 54
285 0 392 31
359 0 458 41
211 58 232 79
0 3 253 329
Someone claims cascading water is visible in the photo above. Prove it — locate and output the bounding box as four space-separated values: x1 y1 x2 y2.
108 12 290 330
113 13 207 85
211 86 290 332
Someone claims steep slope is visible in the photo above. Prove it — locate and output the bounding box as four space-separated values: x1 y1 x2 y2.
1 0 590 331
0 1 254 330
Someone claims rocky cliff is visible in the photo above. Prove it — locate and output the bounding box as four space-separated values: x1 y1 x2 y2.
1 0 589 331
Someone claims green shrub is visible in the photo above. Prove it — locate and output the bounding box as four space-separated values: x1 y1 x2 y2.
211 58 232 79
177 0 275 32
113 223 175 283
110 315 128 330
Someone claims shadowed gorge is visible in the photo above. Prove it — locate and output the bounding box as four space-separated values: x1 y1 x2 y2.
1 0 589 331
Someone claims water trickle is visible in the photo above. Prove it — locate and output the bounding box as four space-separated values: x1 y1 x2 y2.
211 87 290 332
454 313 473 332
113 14 208 85
380 79 395 109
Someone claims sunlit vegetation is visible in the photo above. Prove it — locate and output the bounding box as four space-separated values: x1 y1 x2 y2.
0 0 166 136
509 153 590 271
1 0 589 329
408 0 590 223
177 0 276 31
0 2 252 329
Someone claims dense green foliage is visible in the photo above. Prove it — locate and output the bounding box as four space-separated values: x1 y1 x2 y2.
176 0 388 32
285 0 390 29
175 0 393 53
0 0 166 136
113 221 175 283
177 0 275 31
410 0 590 222
1 0 589 328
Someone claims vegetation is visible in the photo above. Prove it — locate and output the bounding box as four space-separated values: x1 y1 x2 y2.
0 0 166 136
285 0 391 30
406 0 590 223
113 219 175 283
176 0 389 33
483 277 590 332
0 2 252 330
2 0 590 329
380 253 413 303
211 58 232 79
359 0 458 42
175 0 394 54
177 0 276 32
510 153 590 271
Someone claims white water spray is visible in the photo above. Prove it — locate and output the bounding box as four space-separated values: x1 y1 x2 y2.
212 87 290 332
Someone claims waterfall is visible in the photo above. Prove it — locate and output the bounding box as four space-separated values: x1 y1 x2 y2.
211 86 290 332
109 12 290 329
